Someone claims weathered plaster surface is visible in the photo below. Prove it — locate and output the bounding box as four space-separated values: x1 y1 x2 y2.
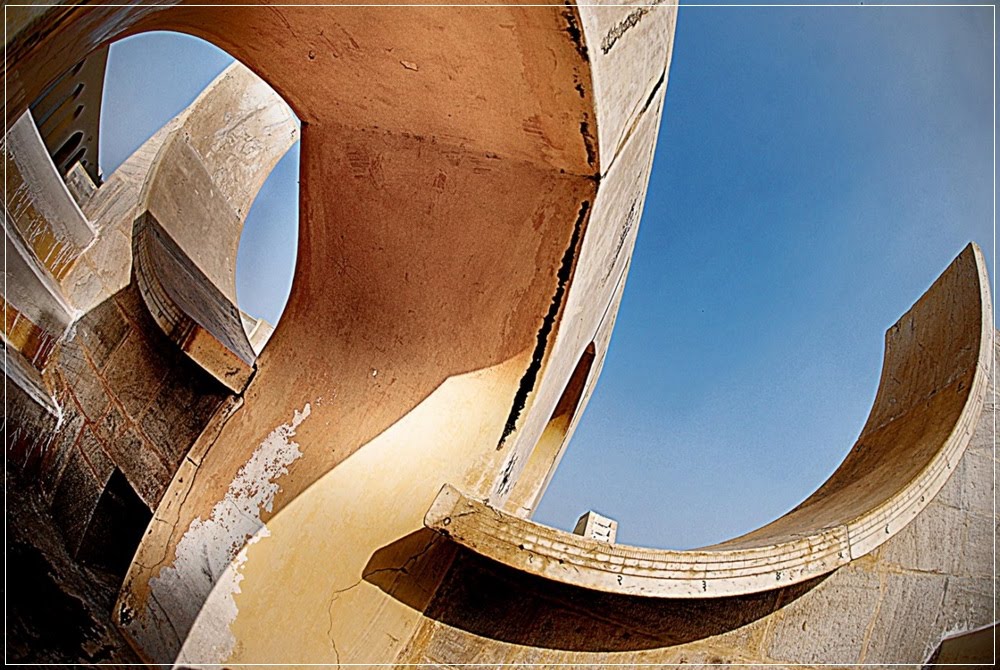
182 355 529 664
4 3 993 667
136 404 310 663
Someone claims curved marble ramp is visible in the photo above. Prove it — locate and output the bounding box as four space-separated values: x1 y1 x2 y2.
426 243 993 598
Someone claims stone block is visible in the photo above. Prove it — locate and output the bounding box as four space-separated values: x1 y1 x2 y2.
957 450 994 516
95 399 127 443
113 283 159 335
937 576 994 635
77 424 114 483
103 426 170 509
102 331 168 421
964 410 994 459
573 510 617 543
933 450 967 510
38 406 84 502
139 369 224 467
862 571 949 665
764 563 880 665
50 446 110 554
75 296 129 371
959 512 993 579
54 345 109 422
878 501 966 575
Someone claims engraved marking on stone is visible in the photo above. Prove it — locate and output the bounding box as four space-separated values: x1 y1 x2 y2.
601 0 665 55
605 197 639 281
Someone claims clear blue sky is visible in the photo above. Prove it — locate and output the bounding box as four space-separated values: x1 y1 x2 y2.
99 7 994 551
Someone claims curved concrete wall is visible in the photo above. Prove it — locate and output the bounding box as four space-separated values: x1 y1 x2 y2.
426 244 993 597
5 3 993 667
131 63 298 390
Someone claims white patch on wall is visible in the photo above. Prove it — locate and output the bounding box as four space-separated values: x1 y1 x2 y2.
140 403 311 664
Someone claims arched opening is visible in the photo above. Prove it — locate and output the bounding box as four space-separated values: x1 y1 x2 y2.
99 32 300 356
51 130 83 169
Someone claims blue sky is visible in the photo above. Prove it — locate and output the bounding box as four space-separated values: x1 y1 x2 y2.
99 8 994 550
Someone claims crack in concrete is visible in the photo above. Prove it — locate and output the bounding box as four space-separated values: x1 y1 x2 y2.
130 396 243 579
147 589 183 650
496 199 590 454
324 537 438 665
858 569 887 663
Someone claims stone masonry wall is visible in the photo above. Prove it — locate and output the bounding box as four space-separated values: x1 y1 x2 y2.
12 280 228 556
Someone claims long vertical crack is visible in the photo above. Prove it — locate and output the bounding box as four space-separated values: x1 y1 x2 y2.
497 199 590 450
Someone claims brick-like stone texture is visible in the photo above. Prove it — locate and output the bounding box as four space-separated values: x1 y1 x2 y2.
764 563 881 665
10 281 229 558
51 446 111 554
861 571 949 664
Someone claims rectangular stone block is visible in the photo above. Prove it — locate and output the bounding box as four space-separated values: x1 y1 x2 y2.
77 424 114 483
38 405 84 502
764 563 880 665
50 446 110 553
878 501 966 575
95 399 127 443
957 450 994 516
139 369 225 467
54 345 109 422
937 576 994 635
862 571 948 665
960 512 993 579
75 296 129 371
102 426 170 509
103 331 168 421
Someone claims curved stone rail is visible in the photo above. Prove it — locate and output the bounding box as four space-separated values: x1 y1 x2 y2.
131 64 298 392
426 243 993 598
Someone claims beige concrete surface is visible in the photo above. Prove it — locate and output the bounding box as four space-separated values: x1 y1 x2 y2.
4 3 993 667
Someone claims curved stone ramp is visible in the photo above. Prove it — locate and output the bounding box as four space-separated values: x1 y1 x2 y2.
426 242 993 598
132 64 298 392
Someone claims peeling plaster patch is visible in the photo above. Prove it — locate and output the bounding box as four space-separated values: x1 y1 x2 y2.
497 200 590 451
175 527 271 665
140 404 311 664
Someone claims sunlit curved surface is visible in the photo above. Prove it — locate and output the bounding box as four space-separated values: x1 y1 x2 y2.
6 1 993 665
131 63 297 391
426 243 993 597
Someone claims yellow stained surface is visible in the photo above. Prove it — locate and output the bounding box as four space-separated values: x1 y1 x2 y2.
219 351 532 664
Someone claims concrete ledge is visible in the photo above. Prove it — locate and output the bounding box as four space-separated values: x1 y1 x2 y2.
132 213 254 393
426 243 993 598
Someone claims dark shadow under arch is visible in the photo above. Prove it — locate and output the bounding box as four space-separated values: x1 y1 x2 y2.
363 530 827 653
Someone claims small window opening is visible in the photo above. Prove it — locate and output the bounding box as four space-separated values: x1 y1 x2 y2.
76 470 152 579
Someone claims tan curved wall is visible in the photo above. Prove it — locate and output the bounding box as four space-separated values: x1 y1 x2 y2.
402 330 998 666
33 5 630 664
424 244 992 601
6 4 991 668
